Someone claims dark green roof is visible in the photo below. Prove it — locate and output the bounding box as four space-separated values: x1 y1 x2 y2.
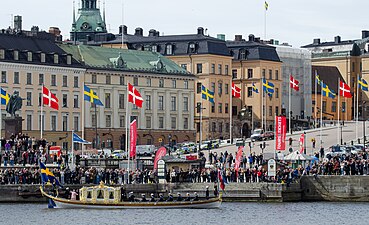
58 44 192 76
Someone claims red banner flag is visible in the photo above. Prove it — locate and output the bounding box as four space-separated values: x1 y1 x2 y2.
339 80 352 98
299 134 305 154
275 116 287 151
128 83 143 108
129 120 137 158
231 82 241 98
154 147 167 170
43 86 59 110
234 146 244 177
218 168 225 191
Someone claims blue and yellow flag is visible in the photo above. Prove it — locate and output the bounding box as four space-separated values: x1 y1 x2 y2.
321 82 335 99
40 162 62 188
264 1 269 10
358 77 368 91
252 82 259 93
202 85 214 103
315 74 321 85
262 78 274 96
84 85 104 106
0 88 9 105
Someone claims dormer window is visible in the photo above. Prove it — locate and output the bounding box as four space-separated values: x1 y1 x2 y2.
166 44 173 55
240 49 247 60
189 43 196 53
27 52 33 62
41 53 46 63
14 50 19 60
0 49 4 60
67 55 72 65
152 45 157 52
54 54 59 64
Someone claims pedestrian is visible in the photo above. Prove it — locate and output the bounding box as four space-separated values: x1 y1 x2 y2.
312 138 316 149
289 137 293 146
320 147 324 159
205 186 209 199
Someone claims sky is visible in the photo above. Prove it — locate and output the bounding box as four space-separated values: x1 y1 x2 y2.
1 0 369 47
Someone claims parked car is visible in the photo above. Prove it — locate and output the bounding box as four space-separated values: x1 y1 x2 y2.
263 131 274 140
111 150 126 158
251 129 264 141
177 142 197 154
325 145 357 158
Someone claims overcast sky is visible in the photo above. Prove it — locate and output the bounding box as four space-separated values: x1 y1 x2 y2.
1 0 369 47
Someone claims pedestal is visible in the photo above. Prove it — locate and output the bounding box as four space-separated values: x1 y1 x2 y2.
4 117 23 139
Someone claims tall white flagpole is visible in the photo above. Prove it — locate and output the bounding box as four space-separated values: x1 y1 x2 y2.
229 83 232 143
41 84 43 139
356 76 359 141
71 130 75 170
337 78 340 145
82 82 85 156
315 71 318 129
261 78 264 131
125 83 130 173
320 80 323 149
289 76 291 134
0 93 2 152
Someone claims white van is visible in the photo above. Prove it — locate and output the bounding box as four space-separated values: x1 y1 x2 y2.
136 145 155 156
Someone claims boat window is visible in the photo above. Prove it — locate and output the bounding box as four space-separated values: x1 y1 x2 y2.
97 190 103 199
87 191 92 199
109 192 114 199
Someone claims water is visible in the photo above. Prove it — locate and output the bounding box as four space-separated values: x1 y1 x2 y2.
0 202 367 225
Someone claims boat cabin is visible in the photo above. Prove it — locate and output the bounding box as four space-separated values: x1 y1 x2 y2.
79 181 121 203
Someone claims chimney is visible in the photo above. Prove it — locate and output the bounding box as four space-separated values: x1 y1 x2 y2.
235 35 243 41
334 36 341 44
248 34 255 42
254 37 260 43
149 29 156 37
197 27 204 35
362 30 369 39
134 27 143 36
217 34 225 41
13 15 22 32
313 38 321 45
119 25 127 35
155 31 160 37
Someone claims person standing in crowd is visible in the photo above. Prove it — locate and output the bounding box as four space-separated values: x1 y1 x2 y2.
205 186 209 199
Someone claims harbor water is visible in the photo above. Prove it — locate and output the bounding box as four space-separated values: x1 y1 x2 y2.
0 202 367 225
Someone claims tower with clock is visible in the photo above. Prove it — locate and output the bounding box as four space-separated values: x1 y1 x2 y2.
70 0 107 42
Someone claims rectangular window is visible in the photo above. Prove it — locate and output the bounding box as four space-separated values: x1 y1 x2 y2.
171 96 176 111
146 78 151 87
74 76 79 87
91 114 96 128
225 65 229 75
158 96 164 110
26 92 32 106
262 69 266 78
218 83 222 95
211 64 215 74
62 116 68 131
1 71 6 83
275 70 279 80
172 80 176 88
183 97 189 111
247 87 253 97
218 64 222 74
146 116 151 129
51 74 56 86
276 106 279 116
105 93 111 108
218 103 222 113
184 80 189 89
119 94 125 109
181 64 187 70
184 117 189 129
197 82 202 94
211 104 215 113
196 63 202 74
323 101 327 112
166 45 173 55
269 69 272 79
26 115 32 130
159 79 164 88
219 122 223 133
120 76 125 85
74 116 79 131
120 116 125 128
106 115 111 127
276 88 279 98
212 122 216 132
225 84 229 94
92 74 97 84
232 70 237 79
62 94 68 107
13 72 19 84
74 95 79 108
51 115 57 131
146 95 151 110
248 69 253 79
0 50 4 59
133 77 138 86
106 75 111 85
159 117 164 129
171 117 176 129
269 106 273 116
332 102 337 112
39 74 44 85
225 123 229 132
225 103 229 113
211 82 215 92
27 73 32 85
342 102 346 112
352 62 355 72
62 75 68 87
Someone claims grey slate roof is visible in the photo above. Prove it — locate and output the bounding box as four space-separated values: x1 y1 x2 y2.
226 41 281 62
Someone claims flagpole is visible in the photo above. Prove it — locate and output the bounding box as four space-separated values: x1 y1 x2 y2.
229 83 232 143
315 71 318 129
82 82 85 156
41 84 43 139
274 114 276 160
320 80 323 149
71 130 75 170
125 83 130 174
289 76 291 134
338 78 340 145
356 76 359 142
0 95 2 152
261 78 264 131
264 3 267 39
200 99 203 151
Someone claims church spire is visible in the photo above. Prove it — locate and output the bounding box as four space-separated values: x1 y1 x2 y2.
103 0 106 24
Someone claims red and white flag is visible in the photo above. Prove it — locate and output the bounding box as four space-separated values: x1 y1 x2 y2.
128 83 143 108
42 86 59 110
232 82 241 98
154 147 167 170
290 75 299 91
299 134 305 154
129 120 137 158
339 80 352 98
234 146 243 177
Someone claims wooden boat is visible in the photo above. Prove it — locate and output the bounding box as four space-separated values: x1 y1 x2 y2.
40 182 222 209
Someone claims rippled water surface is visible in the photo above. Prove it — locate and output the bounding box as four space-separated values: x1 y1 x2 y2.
0 202 368 225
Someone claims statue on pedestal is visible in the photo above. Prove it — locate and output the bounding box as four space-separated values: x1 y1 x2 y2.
6 91 23 117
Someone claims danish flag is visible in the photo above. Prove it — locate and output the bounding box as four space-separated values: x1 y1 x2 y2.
232 82 241 98
128 83 143 108
339 80 352 98
290 75 299 91
42 86 59 110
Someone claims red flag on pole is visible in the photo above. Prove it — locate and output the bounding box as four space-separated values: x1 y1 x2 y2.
154 147 167 170
128 83 143 108
275 116 287 151
290 75 299 91
218 168 225 191
339 80 352 98
129 120 137 158
234 146 244 177
42 86 59 110
231 82 241 98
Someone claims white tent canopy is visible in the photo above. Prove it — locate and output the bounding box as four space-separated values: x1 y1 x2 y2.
284 150 312 161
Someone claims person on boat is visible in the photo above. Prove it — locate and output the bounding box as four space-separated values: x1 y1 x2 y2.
193 192 199 201
128 192 135 202
205 186 210 199
166 193 174 202
140 194 147 202
150 193 155 202
71 189 78 201
214 183 218 197
176 193 183 201
158 193 164 202
120 187 127 202
64 187 70 199
185 193 191 201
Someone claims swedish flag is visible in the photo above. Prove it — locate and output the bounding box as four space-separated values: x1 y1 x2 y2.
0 88 9 105
358 77 368 91
84 85 104 106
262 78 274 95
316 74 321 85
321 82 336 99
202 85 214 103
252 82 259 93
40 162 62 188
